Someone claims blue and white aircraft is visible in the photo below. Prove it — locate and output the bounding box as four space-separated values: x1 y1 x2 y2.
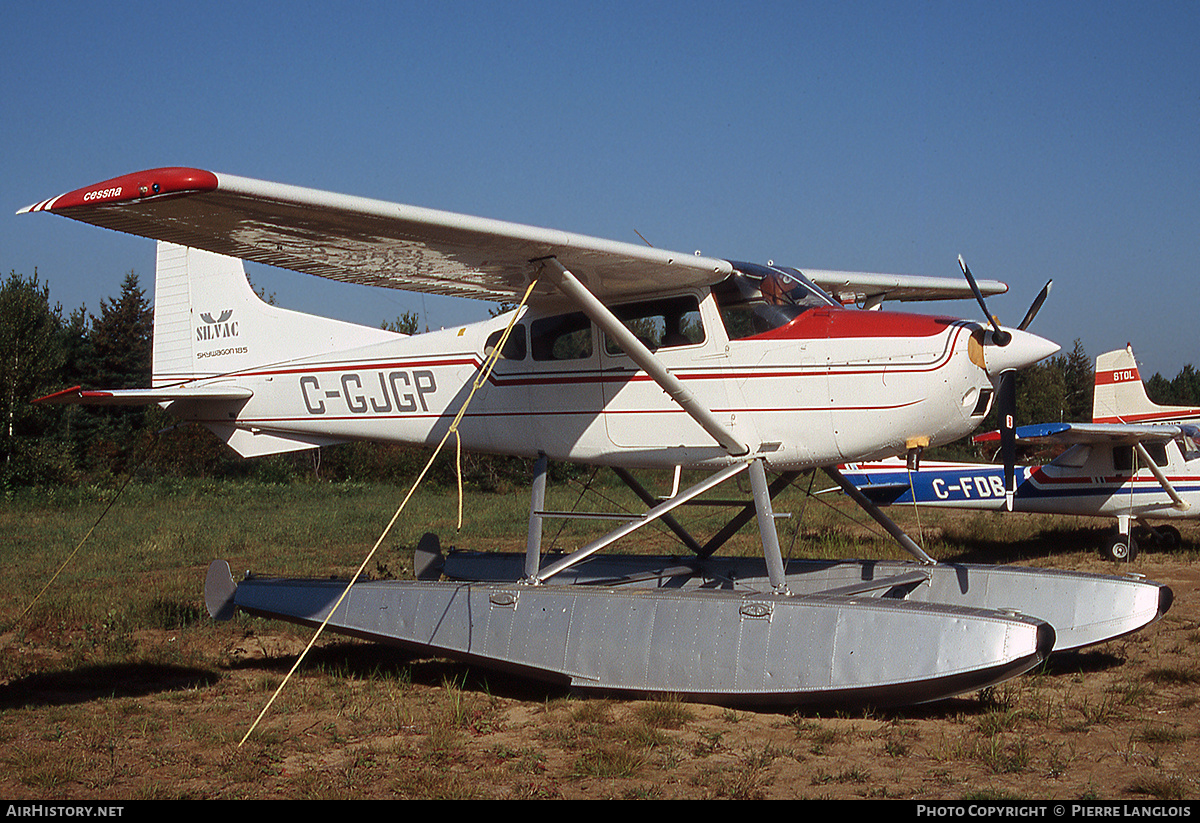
842 346 1200 562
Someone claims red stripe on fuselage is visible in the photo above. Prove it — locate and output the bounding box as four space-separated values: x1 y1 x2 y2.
1093 410 1200 424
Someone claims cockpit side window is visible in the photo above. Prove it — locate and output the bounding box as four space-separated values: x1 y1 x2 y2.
1113 442 1169 472
712 263 838 339
604 295 704 355
1143 442 1169 467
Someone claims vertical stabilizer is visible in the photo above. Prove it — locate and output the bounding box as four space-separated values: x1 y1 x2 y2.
151 242 401 387
1092 345 1200 424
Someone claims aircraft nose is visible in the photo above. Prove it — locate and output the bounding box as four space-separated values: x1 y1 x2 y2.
982 328 1060 376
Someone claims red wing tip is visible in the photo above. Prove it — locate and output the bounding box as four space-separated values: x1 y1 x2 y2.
972 430 1001 444
19 167 218 214
33 386 112 404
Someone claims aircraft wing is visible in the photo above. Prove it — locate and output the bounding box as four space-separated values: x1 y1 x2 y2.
19 167 1007 305
973 421 1200 446
805 270 1007 305
18 167 732 303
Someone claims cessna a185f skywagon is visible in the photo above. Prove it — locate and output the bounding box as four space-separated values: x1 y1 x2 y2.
21 168 1172 708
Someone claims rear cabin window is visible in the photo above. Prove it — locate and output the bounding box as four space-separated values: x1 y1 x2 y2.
531 312 593 361
1143 442 1169 467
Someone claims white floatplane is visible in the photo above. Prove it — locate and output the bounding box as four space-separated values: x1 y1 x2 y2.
20 168 1171 707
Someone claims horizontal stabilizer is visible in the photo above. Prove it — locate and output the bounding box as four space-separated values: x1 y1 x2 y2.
35 384 253 405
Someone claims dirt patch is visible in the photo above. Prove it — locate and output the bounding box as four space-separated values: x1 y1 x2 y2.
1 552 1198 800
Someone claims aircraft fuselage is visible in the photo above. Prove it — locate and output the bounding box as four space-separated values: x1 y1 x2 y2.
176 289 1001 471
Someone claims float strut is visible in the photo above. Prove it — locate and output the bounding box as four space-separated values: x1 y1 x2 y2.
749 459 790 593
823 465 937 565
524 453 548 580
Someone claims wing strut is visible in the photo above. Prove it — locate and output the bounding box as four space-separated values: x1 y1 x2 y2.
823 466 937 565
749 458 790 593
537 257 749 457
1134 442 1191 512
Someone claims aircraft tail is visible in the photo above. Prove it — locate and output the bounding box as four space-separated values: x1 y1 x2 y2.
152 241 400 386
1092 345 1200 424
40 242 404 457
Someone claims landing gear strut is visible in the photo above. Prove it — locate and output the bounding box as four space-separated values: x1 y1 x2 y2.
1102 515 1138 563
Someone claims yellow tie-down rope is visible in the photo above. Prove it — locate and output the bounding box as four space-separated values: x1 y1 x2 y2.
240 278 538 747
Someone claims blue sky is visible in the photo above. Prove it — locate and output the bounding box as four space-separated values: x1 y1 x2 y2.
4 1 1198 382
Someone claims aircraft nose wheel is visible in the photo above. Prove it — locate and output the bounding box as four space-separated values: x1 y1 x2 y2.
1101 532 1138 563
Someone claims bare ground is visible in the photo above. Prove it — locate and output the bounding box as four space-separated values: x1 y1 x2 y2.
1 550 1198 800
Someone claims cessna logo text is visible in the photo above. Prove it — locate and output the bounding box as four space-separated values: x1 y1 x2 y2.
301 370 437 415
197 310 238 341
83 187 123 201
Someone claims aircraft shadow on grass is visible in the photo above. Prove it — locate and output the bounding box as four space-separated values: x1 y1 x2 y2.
0 662 219 710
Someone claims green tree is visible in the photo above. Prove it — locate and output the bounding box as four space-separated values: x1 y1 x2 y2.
74 271 153 477
0 270 73 485
382 311 421 334
1013 357 1067 426
1146 363 1200 406
1170 364 1200 405
1060 339 1092 422
89 271 151 390
1145 372 1173 405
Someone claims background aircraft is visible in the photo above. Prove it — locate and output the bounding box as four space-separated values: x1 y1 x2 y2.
842 345 1200 561
1092 344 1200 425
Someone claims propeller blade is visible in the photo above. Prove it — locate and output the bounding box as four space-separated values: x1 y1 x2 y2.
997 369 1017 511
958 255 1011 346
1017 280 1053 331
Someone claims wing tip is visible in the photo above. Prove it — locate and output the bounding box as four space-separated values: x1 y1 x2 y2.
19 167 219 215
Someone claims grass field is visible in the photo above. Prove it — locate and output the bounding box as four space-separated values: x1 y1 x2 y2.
2 472 1198 799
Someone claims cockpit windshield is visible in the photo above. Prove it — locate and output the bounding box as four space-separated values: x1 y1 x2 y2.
712 262 840 339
